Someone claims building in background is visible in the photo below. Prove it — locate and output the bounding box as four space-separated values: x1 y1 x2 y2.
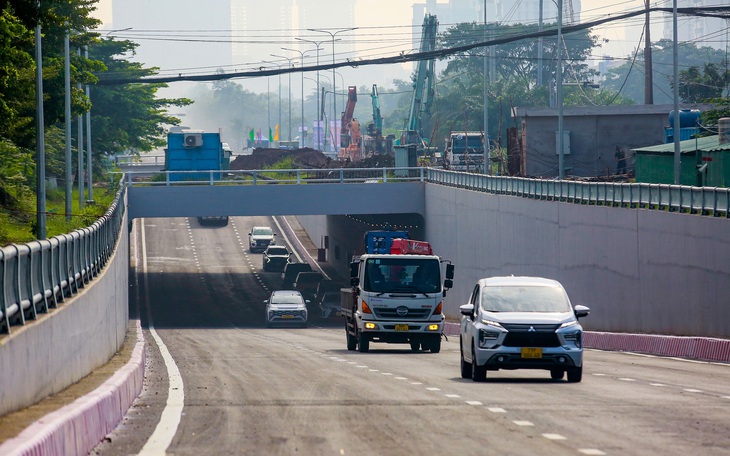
662 0 727 50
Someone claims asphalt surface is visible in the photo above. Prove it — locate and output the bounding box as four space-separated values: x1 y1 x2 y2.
12 215 730 455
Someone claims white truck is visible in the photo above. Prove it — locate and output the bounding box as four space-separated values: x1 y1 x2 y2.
341 239 455 353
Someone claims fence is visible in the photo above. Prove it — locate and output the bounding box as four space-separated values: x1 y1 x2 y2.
0 183 126 334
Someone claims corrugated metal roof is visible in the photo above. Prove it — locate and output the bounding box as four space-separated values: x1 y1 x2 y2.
633 135 730 154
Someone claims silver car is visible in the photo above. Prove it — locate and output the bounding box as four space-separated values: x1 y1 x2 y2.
459 276 590 382
265 290 309 328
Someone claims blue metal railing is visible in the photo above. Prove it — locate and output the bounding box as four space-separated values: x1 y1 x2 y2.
0 182 126 334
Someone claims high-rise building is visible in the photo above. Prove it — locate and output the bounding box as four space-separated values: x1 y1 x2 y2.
662 0 727 50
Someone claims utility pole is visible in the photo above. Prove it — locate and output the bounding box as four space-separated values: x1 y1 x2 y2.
35 3 46 240
672 0 680 184
483 0 490 174
644 0 654 104
557 0 565 179
537 0 544 86
64 26 72 221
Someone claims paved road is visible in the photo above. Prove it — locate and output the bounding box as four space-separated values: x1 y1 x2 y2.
92 216 730 456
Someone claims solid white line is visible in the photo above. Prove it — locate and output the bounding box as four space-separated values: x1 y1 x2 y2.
138 220 185 456
271 216 303 263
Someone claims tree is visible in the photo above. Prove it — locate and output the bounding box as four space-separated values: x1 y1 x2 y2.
90 38 191 160
677 62 729 103
603 39 727 105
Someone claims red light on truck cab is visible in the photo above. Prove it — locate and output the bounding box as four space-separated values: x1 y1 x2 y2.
434 302 442 315
389 239 433 255
362 301 372 314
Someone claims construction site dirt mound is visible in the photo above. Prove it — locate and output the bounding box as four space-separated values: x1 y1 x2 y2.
230 148 330 170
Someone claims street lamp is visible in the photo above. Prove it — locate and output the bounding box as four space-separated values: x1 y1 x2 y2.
296 37 328 150
263 60 284 145
282 47 311 148
271 54 295 145
308 28 358 151
105 27 132 38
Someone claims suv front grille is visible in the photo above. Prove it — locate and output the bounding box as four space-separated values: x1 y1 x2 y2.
501 323 561 347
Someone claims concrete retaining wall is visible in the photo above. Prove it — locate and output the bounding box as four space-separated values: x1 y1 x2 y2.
0 211 130 417
299 182 730 339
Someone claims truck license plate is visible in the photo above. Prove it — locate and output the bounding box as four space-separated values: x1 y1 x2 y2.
394 324 409 331
521 347 542 358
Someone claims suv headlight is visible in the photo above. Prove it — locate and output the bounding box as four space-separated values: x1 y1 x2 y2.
480 319 504 329
563 330 582 348
478 328 501 348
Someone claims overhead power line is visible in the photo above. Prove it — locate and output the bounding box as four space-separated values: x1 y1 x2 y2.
97 6 730 86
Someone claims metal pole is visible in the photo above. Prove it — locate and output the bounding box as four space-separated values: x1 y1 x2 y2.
296 38 327 150
672 0 680 184
557 0 565 179
271 54 295 145
283 48 308 148
84 46 92 201
77 48 84 209
64 26 72 221
483 0 489 174
35 13 46 240
644 0 654 104
537 0 544 86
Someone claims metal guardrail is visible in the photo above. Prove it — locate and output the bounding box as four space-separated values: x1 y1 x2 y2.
426 169 730 216
119 167 427 186
0 183 126 334
115 154 165 166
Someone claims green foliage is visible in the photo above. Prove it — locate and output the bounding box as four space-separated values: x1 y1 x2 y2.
0 138 34 196
677 62 729 103
603 39 727 105
699 97 730 136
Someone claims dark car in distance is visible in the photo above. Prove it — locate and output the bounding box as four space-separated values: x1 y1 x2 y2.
262 245 291 272
281 262 313 289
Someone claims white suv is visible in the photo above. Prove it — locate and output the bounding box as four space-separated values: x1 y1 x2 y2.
264 290 309 328
459 276 590 383
248 226 276 252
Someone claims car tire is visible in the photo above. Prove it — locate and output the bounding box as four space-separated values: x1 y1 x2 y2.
460 341 472 379
358 332 370 353
346 331 357 351
410 340 420 352
471 346 487 382
550 369 565 380
567 366 582 383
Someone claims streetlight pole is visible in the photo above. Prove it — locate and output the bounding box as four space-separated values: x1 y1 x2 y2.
296 38 327 150
557 0 565 179
483 0 489 174
271 54 295 145
264 60 284 145
282 47 310 148
308 28 357 151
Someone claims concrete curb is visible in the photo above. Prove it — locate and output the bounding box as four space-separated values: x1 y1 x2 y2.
444 322 730 363
0 321 145 456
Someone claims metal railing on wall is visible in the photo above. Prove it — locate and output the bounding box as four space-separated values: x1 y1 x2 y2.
0 182 126 334
426 169 730 217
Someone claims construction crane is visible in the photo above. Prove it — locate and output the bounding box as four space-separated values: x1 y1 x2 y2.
339 86 361 162
394 13 439 165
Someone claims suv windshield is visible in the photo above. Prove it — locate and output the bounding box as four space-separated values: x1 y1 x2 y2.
253 228 273 236
363 258 441 293
480 285 570 313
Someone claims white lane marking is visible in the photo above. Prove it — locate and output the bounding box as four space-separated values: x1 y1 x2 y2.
592 373 606 377
650 383 667 387
368 369 379 372
684 389 703 393
722 396 730 399
394 377 407 380
465 401 483 406
444 394 461 398
381 372 393 376
513 421 534 427
426 387 441 391
542 434 566 440
138 220 185 456
356 365 368 368
488 407 506 413
618 378 636 382
410 382 423 385
579 450 607 455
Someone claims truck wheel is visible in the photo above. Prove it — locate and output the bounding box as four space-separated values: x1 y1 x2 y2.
358 333 370 352
460 338 472 378
429 336 441 353
346 329 357 351
471 346 487 382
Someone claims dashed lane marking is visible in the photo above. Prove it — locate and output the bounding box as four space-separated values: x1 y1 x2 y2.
513 421 534 427
542 434 567 440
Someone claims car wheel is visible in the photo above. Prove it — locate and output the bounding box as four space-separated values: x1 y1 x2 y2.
429 336 441 353
550 369 565 380
567 366 582 383
471 346 487 382
358 332 370 353
346 330 357 351
460 339 472 379
410 340 420 352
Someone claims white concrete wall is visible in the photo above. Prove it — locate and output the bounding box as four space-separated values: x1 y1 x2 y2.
299 183 730 338
0 211 129 416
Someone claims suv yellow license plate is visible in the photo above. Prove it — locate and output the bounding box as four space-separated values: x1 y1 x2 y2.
394 324 409 331
282 315 294 319
521 347 543 358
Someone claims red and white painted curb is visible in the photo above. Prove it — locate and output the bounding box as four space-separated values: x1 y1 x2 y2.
444 322 730 363
0 321 145 456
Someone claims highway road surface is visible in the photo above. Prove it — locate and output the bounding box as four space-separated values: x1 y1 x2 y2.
91 216 730 456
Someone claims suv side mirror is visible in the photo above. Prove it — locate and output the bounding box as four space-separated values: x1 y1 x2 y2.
574 305 590 319
459 303 474 317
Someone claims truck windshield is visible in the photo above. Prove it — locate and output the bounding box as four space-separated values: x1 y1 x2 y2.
363 258 441 294
480 286 571 313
